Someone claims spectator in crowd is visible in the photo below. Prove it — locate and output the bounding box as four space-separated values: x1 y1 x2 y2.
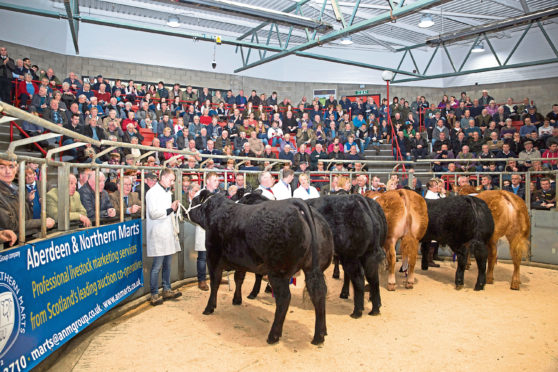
144 172 158 194
109 175 141 218
146 168 182 305
519 117 537 138
504 173 526 200
542 140 558 170
46 173 91 227
24 166 40 219
0 47 16 103
78 171 116 220
531 178 556 210
247 130 264 156
455 145 476 172
518 140 541 170
0 159 54 240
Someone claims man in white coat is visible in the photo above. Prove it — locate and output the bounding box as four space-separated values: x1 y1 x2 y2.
256 171 276 200
146 168 182 306
423 179 441 268
293 173 320 200
272 168 294 200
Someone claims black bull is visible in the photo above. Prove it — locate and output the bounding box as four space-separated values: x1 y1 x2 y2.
187 190 333 345
421 196 495 290
240 192 387 318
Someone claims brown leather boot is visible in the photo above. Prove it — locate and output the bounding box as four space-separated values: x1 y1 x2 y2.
198 281 209 291
428 246 440 268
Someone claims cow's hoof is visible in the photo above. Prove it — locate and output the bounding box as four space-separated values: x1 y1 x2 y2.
247 293 258 300
455 284 464 290
267 334 280 344
369 307 380 316
339 292 349 299
203 308 214 315
387 283 396 291
510 281 520 290
350 310 362 319
474 283 485 291
232 297 242 305
311 335 325 345
405 281 414 289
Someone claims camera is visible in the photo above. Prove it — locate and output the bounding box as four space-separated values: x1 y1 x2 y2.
211 60 217 69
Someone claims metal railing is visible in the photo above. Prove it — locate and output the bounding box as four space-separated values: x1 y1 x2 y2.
0 101 556 248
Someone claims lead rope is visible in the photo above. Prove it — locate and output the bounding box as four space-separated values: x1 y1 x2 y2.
172 202 190 241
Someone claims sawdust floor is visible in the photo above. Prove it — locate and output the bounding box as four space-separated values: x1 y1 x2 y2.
55 261 558 372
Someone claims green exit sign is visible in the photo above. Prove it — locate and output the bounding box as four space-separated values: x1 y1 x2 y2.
355 90 369 95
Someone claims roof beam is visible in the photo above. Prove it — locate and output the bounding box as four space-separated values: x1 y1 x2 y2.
169 0 332 31
333 1 505 20
64 0 80 54
427 6 558 46
236 0 311 40
234 0 449 73
0 2 284 52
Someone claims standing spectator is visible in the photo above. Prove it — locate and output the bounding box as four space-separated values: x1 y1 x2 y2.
503 174 526 200
46 173 91 227
0 160 54 240
78 172 116 220
0 47 16 104
109 176 141 218
24 167 41 219
531 178 556 210
146 168 182 305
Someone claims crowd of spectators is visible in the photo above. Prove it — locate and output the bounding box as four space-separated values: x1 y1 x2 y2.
0 45 556 228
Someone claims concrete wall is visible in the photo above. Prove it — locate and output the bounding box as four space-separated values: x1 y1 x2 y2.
2 39 557 113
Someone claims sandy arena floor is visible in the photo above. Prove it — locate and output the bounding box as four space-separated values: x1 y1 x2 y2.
54 261 558 372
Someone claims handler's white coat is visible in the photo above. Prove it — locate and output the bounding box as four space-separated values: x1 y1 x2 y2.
146 183 181 257
293 185 320 200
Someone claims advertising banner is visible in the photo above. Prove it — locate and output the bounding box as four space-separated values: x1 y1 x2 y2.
0 220 143 371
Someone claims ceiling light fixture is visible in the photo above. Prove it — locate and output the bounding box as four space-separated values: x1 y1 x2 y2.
340 36 353 45
472 41 485 53
418 14 434 28
167 15 180 28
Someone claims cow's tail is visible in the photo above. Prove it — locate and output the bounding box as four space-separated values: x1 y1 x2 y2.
355 195 386 264
291 199 327 299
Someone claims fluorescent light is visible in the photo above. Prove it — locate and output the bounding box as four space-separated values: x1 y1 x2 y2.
167 15 180 28
418 14 434 28
472 41 485 53
340 36 353 45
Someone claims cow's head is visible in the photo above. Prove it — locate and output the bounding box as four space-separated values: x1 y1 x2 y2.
185 189 218 228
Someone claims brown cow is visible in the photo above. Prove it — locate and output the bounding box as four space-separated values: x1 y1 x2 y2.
453 186 530 290
365 189 428 290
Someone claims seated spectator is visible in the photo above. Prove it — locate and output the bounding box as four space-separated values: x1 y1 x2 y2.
295 121 316 148
43 99 67 126
293 143 311 170
214 129 231 151
410 132 428 160
519 117 537 138
233 131 248 155
0 160 54 239
486 131 503 154
477 144 496 172
393 130 411 160
467 131 484 154
483 121 500 140
293 173 320 200
344 144 364 170
503 173 526 200
432 144 455 173
238 142 256 159
522 106 544 126
432 119 449 145
123 122 145 144
201 140 223 165
531 178 556 210
157 114 174 137
125 136 143 158
476 108 492 128
310 143 329 170
105 119 124 142
456 145 477 172
46 173 91 227
539 119 554 139
479 174 499 190
518 140 541 170
18 73 38 109
507 131 523 154
109 176 142 218
542 141 558 170
247 130 264 156
496 143 517 171
279 144 294 165
78 172 117 220
433 131 451 152
158 126 174 148
195 127 211 150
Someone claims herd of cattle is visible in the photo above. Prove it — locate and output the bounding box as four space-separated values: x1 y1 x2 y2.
186 187 530 345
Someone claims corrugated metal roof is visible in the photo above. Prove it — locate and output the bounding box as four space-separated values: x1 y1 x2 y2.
51 0 557 51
